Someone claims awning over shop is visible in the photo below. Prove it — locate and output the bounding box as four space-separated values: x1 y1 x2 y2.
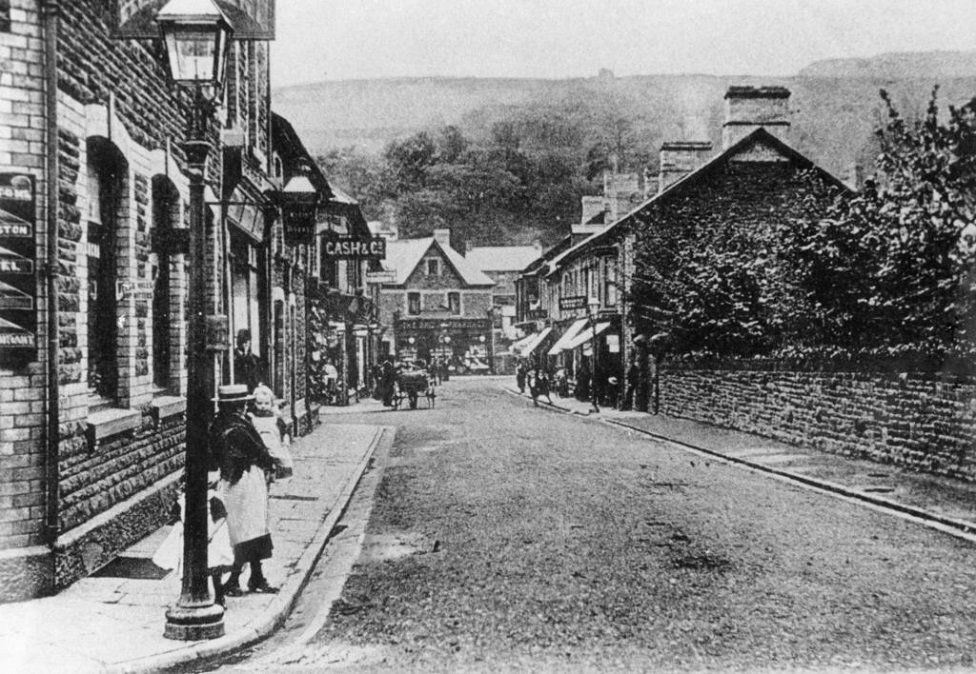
516 327 553 357
547 319 588 355
564 321 612 351
509 333 536 356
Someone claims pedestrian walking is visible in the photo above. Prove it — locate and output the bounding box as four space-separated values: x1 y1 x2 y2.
516 360 528 393
380 356 396 407
210 384 279 596
250 384 293 481
529 368 554 407
575 357 591 402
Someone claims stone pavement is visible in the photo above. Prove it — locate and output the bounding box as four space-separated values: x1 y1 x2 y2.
506 385 976 540
0 421 391 674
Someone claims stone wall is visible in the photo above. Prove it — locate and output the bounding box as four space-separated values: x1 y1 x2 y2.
659 360 976 481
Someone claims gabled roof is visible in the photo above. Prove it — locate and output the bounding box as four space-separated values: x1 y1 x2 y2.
550 127 852 271
380 237 494 287
466 246 541 273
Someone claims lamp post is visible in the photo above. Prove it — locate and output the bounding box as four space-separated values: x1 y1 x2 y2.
587 296 600 414
155 0 232 641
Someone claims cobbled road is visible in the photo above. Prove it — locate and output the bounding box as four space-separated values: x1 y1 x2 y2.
223 378 976 672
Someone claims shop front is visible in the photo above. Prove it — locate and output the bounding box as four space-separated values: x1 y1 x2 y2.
395 316 493 374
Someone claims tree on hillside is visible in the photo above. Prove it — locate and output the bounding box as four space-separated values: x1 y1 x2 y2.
385 131 437 191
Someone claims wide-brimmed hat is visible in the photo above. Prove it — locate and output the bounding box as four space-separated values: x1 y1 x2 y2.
214 384 253 403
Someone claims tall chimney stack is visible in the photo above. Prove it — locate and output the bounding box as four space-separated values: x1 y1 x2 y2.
722 85 791 150
658 141 712 193
432 228 451 248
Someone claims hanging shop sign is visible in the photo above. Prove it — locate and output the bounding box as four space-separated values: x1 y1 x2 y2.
558 295 588 311
0 174 36 349
322 236 387 260
283 205 317 245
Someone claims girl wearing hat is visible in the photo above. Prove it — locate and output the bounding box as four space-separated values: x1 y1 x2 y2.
210 384 279 595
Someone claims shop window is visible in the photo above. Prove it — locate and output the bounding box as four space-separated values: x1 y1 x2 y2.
151 177 180 393
86 139 127 403
408 292 421 315
448 291 461 315
427 258 439 275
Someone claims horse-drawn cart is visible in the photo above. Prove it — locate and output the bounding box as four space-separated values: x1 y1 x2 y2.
395 369 435 409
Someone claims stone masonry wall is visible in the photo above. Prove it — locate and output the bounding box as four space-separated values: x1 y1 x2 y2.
0 0 53 563
659 361 976 481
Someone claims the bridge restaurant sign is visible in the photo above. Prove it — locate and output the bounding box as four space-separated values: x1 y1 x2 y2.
322 236 387 260
0 173 36 350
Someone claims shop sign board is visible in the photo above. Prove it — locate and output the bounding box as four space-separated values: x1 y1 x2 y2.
366 270 397 284
396 317 491 332
0 174 36 349
558 295 588 311
323 236 386 260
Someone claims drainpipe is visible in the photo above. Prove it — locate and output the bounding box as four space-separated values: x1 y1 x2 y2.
43 0 61 546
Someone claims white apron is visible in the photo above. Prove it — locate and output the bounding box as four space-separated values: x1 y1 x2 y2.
220 467 270 547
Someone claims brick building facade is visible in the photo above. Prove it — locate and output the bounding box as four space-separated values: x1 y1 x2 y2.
0 0 326 602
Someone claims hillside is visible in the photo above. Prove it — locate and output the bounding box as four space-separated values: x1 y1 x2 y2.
273 58 976 182
270 51 976 246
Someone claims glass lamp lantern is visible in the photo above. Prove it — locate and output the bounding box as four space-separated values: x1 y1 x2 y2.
156 0 232 88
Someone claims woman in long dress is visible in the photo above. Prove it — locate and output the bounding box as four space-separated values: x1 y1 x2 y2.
210 384 279 595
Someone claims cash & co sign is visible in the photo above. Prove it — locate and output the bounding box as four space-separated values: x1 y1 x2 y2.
322 236 387 260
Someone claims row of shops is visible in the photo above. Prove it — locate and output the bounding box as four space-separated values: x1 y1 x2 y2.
0 0 388 602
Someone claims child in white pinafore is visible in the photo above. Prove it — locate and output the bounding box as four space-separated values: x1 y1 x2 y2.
250 384 294 481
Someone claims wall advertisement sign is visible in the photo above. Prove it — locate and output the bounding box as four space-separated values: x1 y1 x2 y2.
0 174 36 349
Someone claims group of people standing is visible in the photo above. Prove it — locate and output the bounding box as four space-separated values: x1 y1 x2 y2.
155 378 294 606
516 349 645 412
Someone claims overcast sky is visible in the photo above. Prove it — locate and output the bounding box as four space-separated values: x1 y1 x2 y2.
270 0 976 87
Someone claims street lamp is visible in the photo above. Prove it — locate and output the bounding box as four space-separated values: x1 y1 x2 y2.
587 296 601 414
156 0 232 642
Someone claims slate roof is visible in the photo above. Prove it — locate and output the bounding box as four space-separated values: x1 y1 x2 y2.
465 246 541 273
380 237 495 287
548 127 852 272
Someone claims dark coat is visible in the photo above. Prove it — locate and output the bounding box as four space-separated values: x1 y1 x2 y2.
209 410 275 485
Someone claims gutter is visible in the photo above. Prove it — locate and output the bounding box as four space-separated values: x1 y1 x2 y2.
43 0 61 545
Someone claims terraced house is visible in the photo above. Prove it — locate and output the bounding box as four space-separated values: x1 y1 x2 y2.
0 0 338 602
520 85 853 411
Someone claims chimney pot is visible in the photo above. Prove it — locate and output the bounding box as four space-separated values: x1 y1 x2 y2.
658 141 713 194
722 85 791 150
433 228 451 247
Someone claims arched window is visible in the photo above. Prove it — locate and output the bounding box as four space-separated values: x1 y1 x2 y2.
85 139 127 403
151 177 179 393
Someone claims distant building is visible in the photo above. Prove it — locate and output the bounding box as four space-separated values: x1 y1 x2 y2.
371 229 495 372
465 245 541 347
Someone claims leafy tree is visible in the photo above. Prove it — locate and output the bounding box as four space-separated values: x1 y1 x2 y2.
384 131 437 191
789 88 976 356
